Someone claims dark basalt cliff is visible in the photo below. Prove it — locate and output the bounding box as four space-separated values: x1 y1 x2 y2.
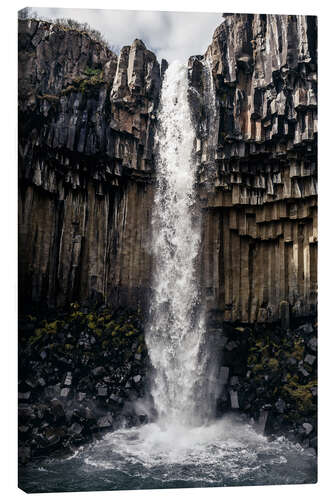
190 14 317 323
19 19 160 310
18 14 317 325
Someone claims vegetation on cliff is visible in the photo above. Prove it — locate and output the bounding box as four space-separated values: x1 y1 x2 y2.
18 7 118 52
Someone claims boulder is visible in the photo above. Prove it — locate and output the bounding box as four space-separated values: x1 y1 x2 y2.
60 388 70 398
97 414 113 429
275 398 286 413
69 423 83 436
304 354 316 366
92 366 107 378
308 337 317 353
50 399 65 422
97 386 108 397
18 392 31 401
64 372 72 386
302 422 313 435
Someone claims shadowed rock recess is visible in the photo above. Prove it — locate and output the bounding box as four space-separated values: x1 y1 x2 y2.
18 14 317 463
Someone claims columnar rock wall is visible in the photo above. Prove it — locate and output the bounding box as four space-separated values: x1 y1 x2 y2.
189 14 317 323
18 20 160 309
18 15 317 324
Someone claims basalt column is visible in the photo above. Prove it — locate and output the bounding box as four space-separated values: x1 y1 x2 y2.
189 14 317 324
18 20 162 310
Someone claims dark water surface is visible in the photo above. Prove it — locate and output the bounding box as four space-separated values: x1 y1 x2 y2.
19 417 317 493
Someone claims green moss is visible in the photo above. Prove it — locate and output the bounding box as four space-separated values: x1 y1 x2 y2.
125 330 136 337
267 358 279 371
282 378 316 414
105 320 115 330
290 339 304 361
70 302 80 310
78 73 105 94
70 311 84 320
253 363 264 373
26 314 37 322
84 67 102 77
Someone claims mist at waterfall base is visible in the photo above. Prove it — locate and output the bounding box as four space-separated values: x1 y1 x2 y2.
19 415 316 492
19 62 316 493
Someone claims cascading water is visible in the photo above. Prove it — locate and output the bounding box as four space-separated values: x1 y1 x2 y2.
145 60 214 427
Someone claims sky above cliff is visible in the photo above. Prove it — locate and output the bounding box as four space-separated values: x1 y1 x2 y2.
32 8 223 62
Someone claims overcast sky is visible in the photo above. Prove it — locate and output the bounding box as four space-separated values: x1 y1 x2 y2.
32 8 223 62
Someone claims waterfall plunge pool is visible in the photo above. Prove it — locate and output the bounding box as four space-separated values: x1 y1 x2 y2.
19 415 317 492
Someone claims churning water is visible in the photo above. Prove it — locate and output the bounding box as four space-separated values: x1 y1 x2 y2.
19 416 317 492
18 61 317 493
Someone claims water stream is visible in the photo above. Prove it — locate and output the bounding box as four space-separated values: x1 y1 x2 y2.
145 60 215 427
18 61 317 493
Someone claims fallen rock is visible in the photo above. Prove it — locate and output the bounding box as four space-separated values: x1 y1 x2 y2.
307 337 317 353
92 366 107 378
275 398 286 413
18 392 31 401
60 388 70 398
97 414 113 429
97 386 108 397
302 422 313 435
64 372 72 386
304 354 316 366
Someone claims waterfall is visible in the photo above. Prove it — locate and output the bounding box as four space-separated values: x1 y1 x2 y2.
145 60 217 428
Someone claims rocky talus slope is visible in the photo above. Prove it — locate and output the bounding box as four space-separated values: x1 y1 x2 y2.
18 306 150 463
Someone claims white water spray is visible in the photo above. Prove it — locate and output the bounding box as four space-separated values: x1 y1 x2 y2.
145 60 217 427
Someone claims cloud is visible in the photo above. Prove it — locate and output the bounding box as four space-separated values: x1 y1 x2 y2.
32 7 223 62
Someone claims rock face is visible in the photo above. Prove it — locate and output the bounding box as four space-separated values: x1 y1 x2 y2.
189 14 317 323
18 20 160 309
18 15 317 325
